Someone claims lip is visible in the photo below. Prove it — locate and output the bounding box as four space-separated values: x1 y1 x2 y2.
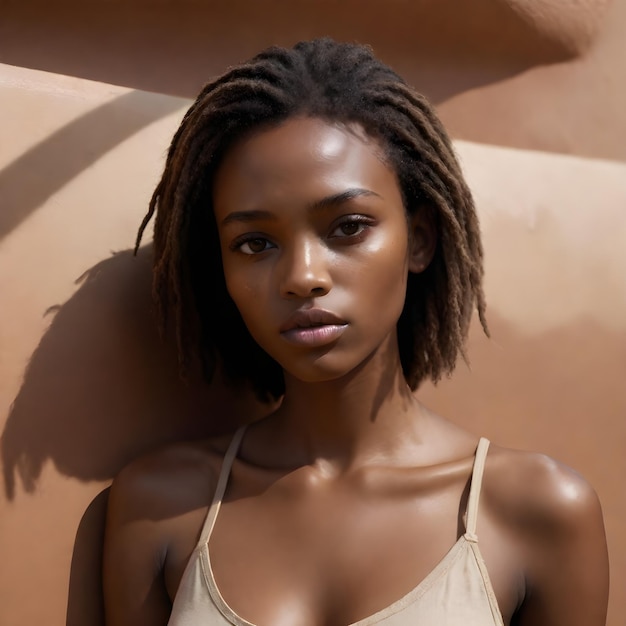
280 308 347 332
280 308 348 347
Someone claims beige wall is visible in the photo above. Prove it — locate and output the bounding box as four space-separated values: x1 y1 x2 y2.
0 71 269 624
1 2 624 624
2 0 625 159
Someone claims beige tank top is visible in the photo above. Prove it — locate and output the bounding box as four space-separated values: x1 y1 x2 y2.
168 428 504 625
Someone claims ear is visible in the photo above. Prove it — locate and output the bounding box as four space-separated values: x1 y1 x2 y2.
407 208 437 274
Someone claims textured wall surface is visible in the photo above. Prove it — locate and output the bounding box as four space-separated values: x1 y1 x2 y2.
1 0 624 160
1 2 624 624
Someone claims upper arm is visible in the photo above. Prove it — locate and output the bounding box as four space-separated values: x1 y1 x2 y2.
103 464 172 626
514 456 609 626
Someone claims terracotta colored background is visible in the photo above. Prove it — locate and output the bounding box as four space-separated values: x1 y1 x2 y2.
1 2 624 624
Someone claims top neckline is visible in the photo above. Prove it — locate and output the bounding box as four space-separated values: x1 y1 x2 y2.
197 427 491 626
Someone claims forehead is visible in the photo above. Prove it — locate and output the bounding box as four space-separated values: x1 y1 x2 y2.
212 116 399 212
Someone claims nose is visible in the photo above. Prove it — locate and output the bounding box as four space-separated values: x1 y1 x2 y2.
279 238 332 298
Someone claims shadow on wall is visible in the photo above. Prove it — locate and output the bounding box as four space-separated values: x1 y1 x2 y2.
1 246 269 501
0 90 186 242
66 487 109 626
0 0 592 101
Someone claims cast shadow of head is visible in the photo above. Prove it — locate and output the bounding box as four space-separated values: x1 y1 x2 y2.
1 245 270 626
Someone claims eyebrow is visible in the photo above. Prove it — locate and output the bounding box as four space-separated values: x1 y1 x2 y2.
220 188 381 226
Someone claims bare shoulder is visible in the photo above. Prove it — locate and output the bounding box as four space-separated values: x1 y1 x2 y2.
103 434 237 625
482 444 604 539
481 444 609 625
108 434 233 524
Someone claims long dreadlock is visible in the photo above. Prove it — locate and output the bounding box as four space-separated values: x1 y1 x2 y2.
135 38 488 401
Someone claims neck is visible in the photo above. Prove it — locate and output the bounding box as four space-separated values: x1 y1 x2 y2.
272 337 426 468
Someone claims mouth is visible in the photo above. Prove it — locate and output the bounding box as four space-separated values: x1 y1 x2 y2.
280 308 348 347
280 308 348 332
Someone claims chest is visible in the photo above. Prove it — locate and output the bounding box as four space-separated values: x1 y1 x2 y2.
207 476 467 622
166 467 519 625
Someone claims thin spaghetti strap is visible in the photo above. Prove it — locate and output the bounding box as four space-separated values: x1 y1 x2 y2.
465 437 490 540
196 426 247 547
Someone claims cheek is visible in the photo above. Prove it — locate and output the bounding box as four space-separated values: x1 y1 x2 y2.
225 272 254 309
357 228 410 283
221 247 253 299
358 234 411 318
223 263 269 329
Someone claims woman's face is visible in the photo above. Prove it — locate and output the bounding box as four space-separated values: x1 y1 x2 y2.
213 116 426 384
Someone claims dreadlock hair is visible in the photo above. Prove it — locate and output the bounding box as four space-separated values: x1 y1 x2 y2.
135 37 488 402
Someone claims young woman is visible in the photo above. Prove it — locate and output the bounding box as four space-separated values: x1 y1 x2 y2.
103 39 609 625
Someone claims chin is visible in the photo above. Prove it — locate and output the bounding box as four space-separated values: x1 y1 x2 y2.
284 363 351 385
280 348 382 386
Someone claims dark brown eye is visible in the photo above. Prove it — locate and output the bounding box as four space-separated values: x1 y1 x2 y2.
340 222 360 236
239 237 272 254
248 239 267 252
329 218 371 240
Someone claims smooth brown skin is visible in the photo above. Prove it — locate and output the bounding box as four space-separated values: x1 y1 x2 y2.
103 118 609 626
